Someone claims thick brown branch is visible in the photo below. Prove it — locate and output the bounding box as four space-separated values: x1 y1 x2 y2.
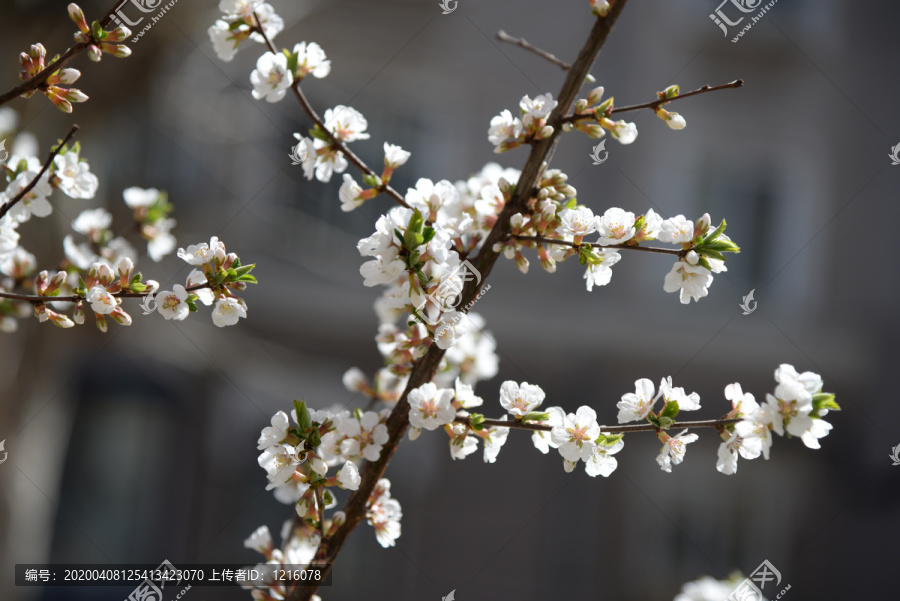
286 4 630 600
0 124 78 222
456 415 741 433
509 234 684 256
253 18 410 209
497 30 571 71
0 2 123 107
564 79 744 123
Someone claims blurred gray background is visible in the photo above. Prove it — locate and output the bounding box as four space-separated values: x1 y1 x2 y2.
1 0 898 599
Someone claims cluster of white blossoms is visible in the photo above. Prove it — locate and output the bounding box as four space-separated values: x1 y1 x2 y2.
254 401 402 556
0 107 257 332
396 364 837 480
241 520 324 601
208 0 284 62
148 236 256 327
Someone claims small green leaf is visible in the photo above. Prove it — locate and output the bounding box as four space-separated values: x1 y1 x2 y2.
812 393 841 412
595 432 624 447
521 411 550 422
294 399 313 431
469 414 486 431
660 400 680 419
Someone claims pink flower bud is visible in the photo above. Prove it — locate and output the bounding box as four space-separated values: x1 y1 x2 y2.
68 4 90 34
100 42 131 58
87 44 102 62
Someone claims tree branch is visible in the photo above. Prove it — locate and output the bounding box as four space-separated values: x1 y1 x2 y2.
0 124 78 222
285 3 631 600
508 234 684 256
496 30 571 71
0 283 211 305
456 415 741 433
0 2 124 107
253 18 410 209
563 79 744 122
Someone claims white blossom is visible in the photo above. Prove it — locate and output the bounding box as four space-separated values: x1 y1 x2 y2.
659 215 694 244
407 382 456 430
583 249 621 291
293 41 331 79
157 285 190 321
383 143 411 168
551 406 601 464
337 461 361 490
657 430 698 472
324 105 370 142
250 51 293 102
499 380 545 418
212 297 247 327
595 208 636 246
585 435 624 477
86 285 117 315
258 411 290 450
556 207 598 238
663 260 714 304
53 152 98 199
617 378 659 423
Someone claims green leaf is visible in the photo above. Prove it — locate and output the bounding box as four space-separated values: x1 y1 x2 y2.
698 248 727 262
91 21 103 39
812 393 841 412
422 226 435 245
308 124 329 142
595 432 624 446
521 411 550 422
294 399 313 431
284 48 299 75
647 414 661 428
656 416 675 430
187 299 199 312
236 274 257 283
469 414 486 431
704 219 727 242
660 400 680 419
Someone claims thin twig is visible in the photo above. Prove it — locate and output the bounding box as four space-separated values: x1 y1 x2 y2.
564 79 744 122
285 5 632 601
0 1 124 107
497 30 571 71
509 234 683 256
456 415 741 433
0 283 211 305
0 124 79 222
253 16 410 209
